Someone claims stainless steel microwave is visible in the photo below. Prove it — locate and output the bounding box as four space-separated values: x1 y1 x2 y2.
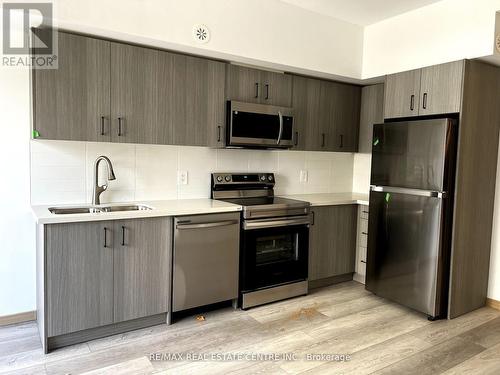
226 101 294 149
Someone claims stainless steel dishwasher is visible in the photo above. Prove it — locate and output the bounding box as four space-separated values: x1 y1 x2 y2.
172 212 240 312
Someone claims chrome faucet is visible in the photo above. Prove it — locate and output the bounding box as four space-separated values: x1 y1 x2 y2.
92 156 116 206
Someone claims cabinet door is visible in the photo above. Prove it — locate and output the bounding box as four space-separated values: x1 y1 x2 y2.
291 76 306 150
171 54 225 146
300 78 323 151
226 65 261 103
33 31 110 142
419 60 464 116
318 80 336 151
46 221 113 336
358 84 384 153
260 71 292 106
309 205 357 281
113 217 171 323
330 82 361 152
111 43 158 144
384 69 421 119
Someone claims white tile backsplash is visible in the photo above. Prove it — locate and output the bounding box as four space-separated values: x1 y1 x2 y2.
30 140 357 205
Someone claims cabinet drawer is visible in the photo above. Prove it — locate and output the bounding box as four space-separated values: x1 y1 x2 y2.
360 206 369 220
359 246 367 263
360 233 368 248
359 218 368 235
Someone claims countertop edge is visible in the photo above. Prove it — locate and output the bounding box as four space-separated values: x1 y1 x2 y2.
32 201 243 225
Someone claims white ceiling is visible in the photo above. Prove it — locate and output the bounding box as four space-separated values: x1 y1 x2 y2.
280 0 444 26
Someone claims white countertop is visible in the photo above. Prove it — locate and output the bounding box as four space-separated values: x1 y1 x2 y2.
280 192 369 207
32 199 242 224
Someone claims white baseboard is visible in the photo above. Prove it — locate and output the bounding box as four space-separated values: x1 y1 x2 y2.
0 311 36 326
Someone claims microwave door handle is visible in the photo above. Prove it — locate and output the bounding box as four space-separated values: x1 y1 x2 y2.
277 111 283 145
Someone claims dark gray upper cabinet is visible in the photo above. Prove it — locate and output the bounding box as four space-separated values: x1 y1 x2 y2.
170 54 226 147
110 43 159 144
292 75 360 152
226 65 261 104
358 84 384 153
384 68 421 119
33 32 111 142
419 60 464 116
309 205 357 281
226 65 292 107
291 75 321 150
384 60 464 119
46 221 114 336
260 70 293 106
330 82 361 152
113 217 171 323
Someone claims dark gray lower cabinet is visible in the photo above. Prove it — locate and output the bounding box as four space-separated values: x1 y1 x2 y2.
46 221 114 337
308 205 357 281
43 217 171 348
113 218 170 323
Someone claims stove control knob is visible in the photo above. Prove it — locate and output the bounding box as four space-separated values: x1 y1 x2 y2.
268 175 273 181
225 175 231 182
216 176 223 182
260 175 266 181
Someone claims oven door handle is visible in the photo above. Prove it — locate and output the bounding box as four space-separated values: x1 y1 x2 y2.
243 216 310 230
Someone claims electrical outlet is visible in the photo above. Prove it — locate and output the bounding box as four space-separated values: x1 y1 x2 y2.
300 170 308 183
177 171 188 185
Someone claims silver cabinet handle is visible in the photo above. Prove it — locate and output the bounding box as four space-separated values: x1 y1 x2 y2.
277 111 283 145
217 125 221 142
423 92 428 109
410 95 415 111
176 220 239 230
265 84 269 100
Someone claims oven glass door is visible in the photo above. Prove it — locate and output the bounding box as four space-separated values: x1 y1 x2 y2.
240 224 308 291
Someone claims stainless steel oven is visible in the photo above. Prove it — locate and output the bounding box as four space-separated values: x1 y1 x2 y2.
212 173 310 309
226 101 294 149
241 216 309 295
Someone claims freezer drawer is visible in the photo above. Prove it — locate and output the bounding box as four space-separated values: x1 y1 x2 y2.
173 212 240 312
366 191 447 317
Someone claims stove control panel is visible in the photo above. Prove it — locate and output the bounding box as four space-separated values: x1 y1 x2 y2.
212 173 274 186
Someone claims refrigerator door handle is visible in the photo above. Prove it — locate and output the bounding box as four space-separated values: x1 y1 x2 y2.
370 185 447 199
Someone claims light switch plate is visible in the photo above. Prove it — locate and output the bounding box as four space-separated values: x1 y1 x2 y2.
300 170 308 183
177 171 188 185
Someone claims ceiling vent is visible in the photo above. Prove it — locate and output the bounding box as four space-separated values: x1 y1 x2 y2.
193 24 210 44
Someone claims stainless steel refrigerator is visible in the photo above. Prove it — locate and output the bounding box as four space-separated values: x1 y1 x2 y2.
366 118 458 320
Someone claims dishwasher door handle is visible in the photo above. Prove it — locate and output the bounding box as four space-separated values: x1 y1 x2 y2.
176 220 239 230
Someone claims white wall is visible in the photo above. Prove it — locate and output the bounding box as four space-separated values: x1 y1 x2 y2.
362 0 500 78
53 0 364 80
0 60 35 314
30 140 354 205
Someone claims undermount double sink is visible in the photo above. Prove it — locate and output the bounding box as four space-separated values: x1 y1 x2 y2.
48 204 152 215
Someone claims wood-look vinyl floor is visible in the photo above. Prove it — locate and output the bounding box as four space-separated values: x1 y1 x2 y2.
1 281 500 374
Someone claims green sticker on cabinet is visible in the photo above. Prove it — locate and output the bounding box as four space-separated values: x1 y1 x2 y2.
385 193 391 203
373 138 380 146
32 130 40 139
